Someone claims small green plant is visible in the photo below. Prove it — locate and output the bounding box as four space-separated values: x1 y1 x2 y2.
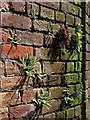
7 29 20 45
19 54 36 77
63 89 74 107
29 8 35 20
32 89 52 109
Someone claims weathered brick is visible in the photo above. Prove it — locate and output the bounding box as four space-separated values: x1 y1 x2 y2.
35 47 50 60
61 2 68 12
86 71 90 85
0 28 11 42
36 2 60 10
0 1 9 11
16 30 43 46
0 107 8 120
86 52 90 60
44 35 53 47
0 113 8 120
0 61 4 75
9 2 25 13
34 20 48 31
43 62 65 73
75 105 81 117
86 43 90 52
44 113 55 119
26 3 39 16
0 76 24 90
42 99 61 114
51 23 60 35
0 91 21 107
56 11 65 22
86 61 90 71
86 23 89 34
1 12 32 30
5 60 21 75
1 44 33 59
75 17 81 25
9 104 35 119
66 14 74 26
49 75 61 85
56 111 65 119
22 89 36 103
41 6 54 20
49 87 65 99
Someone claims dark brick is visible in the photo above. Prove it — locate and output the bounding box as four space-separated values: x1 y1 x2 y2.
43 62 65 73
1 12 32 30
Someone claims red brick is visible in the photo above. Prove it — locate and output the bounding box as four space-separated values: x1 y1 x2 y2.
22 89 36 103
1 44 33 59
1 12 31 30
9 2 25 13
0 28 11 42
0 91 21 107
9 104 35 119
41 6 54 20
16 30 43 46
43 62 65 73
34 20 48 31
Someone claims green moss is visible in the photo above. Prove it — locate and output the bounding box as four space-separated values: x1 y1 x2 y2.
66 108 74 118
75 62 82 72
67 62 74 72
65 73 78 84
78 73 82 82
70 52 78 60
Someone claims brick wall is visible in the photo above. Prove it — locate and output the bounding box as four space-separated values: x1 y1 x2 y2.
0 1 89 120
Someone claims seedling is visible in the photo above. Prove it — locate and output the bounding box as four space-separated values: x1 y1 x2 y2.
7 29 21 45
32 89 52 109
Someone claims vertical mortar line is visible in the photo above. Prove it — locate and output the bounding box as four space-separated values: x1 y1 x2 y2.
81 2 86 120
